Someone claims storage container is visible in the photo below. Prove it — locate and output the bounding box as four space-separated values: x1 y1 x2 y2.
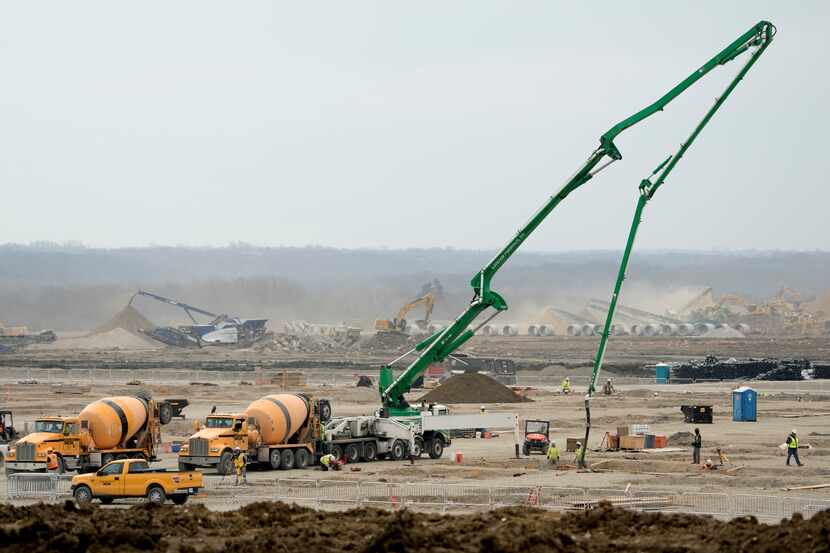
654 435 667 448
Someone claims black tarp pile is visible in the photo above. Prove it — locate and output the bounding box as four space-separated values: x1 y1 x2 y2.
670 356 825 381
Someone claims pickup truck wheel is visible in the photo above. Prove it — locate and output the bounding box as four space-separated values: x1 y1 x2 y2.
218 451 234 475
390 440 406 461
522 444 530 457
344 443 361 463
147 485 166 505
100 497 114 505
280 449 294 470
362 441 377 462
427 438 444 459
293 449 309 469
73 485 93 506
171 494 188 505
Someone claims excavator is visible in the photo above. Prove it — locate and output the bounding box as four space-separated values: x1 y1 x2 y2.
373 17 776 465
374 291 437 334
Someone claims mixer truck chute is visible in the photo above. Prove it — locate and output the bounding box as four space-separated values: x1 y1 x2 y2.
4 395 177 475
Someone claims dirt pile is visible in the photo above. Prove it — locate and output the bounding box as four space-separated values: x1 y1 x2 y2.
28 328 161 351
1 501 829 553
668 431 695 446
94 305 156 335
419 373 530 404
356 332 417 352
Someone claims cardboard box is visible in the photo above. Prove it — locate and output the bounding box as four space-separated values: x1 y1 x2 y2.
619 435 645 450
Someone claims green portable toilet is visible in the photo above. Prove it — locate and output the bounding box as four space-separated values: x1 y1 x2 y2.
655 363 670 384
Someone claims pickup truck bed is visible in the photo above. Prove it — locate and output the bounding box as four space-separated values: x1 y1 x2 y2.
71 458 203 506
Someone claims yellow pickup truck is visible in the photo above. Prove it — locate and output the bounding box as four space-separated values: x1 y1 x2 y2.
71 458 203 506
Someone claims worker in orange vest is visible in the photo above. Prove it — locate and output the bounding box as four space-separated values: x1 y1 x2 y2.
46 449 60 472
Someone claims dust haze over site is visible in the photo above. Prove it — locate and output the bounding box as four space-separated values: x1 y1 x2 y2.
0 3 827 330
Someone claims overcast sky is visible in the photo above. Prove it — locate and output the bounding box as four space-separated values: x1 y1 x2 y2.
0 2 826 251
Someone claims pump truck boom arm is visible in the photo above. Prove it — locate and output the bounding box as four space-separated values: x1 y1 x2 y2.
380 21 774 417
578 21 774 466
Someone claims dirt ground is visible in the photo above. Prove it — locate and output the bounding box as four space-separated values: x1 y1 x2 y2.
1 501 829 553
1 335 830 512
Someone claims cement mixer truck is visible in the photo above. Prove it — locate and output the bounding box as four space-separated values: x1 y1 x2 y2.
179 393 417 473
5 394 175 474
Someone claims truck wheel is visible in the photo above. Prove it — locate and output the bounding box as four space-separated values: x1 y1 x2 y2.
330 444 343 460
146 485 166 505
522 444 530 457
218 451 234 475
390 440 406 461
159 403 173 425
362 441 377 462
74 485 93 506
280 449 294 470
269 449 281 470
101 453 115 466
345 443 361 463
319 401 332 423
171 494 188 505
427 439 444 459
293 449 309 469
413 437 424 458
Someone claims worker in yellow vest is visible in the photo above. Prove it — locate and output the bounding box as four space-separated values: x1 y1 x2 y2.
561 377 571 395
786 430 803 466
546 441 559 465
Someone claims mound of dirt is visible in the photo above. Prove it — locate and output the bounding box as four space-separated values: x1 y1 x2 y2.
418 373 530 404
668 431 695 446
1 501 829 553
94 305 156 335
356 332 417 351
29 327 161 351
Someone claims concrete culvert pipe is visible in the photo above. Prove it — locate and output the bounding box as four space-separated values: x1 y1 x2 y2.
527 325 538 337
79 396 152 450
643 324 662 337
611 324 629 336
631 324 643 336
677 323 695 336
716 323 731 330
538 325 554 336
502 325 519 337
244 394 311 446
567 325 582 336
694 322 715 335
661 324 678 336
581 324 596 337
735 323 751 334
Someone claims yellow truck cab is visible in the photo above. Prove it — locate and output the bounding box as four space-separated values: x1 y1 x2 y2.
4 417 84 473
71 458 203 506
178 414 252 474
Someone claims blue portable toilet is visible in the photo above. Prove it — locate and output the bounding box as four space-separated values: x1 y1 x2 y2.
655 363 670 384
732 386 757 422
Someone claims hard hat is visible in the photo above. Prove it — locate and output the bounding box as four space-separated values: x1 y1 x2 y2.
234 447 241 452
576 441 582 446
480 405 485 410
792 429 797 434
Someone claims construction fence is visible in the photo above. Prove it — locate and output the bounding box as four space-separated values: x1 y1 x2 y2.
6 474 830 522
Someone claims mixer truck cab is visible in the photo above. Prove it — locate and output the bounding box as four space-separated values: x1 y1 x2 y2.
178 413 252 473
4 417 84 474
5 394 171 475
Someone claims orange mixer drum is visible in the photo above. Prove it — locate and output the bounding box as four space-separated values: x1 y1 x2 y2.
244 393 310 445
79 396 148 449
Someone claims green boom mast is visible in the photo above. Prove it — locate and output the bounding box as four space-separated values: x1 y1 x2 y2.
578 21 775 466
379 21 775 419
